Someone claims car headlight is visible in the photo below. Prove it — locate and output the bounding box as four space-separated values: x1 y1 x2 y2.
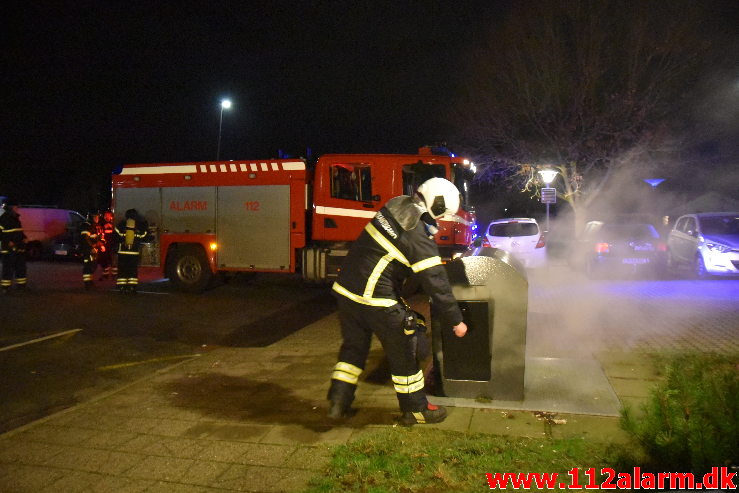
705 242 731 253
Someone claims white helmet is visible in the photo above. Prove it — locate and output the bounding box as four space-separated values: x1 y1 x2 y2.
416 177 461 219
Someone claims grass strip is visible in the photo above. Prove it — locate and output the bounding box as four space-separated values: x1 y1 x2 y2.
306 427 612 492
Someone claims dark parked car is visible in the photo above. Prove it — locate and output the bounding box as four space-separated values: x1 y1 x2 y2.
51 215 86 261
51 232 83 260
569 220 667 278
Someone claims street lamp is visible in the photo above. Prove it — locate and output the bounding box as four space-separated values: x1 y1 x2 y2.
537 168 558 233
216 99 232 161
643 178 665 190
538 168 558 186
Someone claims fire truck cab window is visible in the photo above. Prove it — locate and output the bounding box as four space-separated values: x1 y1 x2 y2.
330 164 372 202
402 162 446 197
451 163 474 212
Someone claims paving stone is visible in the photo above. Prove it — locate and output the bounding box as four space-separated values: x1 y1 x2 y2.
50 474 153 493
617 396 650 417
139 480 214 493
96 391 151 409
432 406 473 431
198 441 295 467
40 470 128 493
607 377 658 398
148 418 203 437
117 434 208 460
123 455 196 482
121 417 166 434
0 440 67 466
0 463 67 492
9 424 100 447
177 459 233 487
153 407 211 421
43 447 145 475
597 351 662 378
282 445 332 471
79 429 139 449
468 409 547 438
214 464 300 492
183 421 272 442
549 414 630 443
260 424 355 445
274 468 320 492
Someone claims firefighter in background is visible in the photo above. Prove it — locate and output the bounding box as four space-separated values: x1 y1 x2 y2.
115 208 149 293
98 210 115 279
328 177 468 425
0 199 28 293
79 212 101 290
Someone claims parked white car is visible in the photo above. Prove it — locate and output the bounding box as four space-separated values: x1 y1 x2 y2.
667 212 739 277
483 217 547 268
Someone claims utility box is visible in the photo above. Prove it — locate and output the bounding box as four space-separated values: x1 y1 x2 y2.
431 248 528 401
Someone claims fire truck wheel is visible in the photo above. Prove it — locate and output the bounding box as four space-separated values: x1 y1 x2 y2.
166 245 213 293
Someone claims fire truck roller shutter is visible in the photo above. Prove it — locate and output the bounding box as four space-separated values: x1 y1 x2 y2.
216 185 291 269
114 188 161 226
161 187 215 233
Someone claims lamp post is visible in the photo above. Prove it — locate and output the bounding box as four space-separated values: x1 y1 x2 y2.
537 168 558 233
216 99 232 161
643 178 666 228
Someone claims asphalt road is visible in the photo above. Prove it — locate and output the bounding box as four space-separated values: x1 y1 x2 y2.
0 261 335 433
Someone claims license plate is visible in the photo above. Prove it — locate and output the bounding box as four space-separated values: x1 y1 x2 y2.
622 258 649 264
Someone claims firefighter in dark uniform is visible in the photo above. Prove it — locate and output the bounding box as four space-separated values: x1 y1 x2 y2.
0 199 28 293
328 177 468 425
99 210 115 279
115 208 149 294
79 213 101 289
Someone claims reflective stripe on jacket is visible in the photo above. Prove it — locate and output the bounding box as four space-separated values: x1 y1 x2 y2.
332 197 463 326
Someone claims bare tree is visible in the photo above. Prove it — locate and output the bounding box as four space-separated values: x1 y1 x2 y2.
455 0 725 230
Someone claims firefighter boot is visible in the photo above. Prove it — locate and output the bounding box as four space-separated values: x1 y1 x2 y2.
327 381 356 420
399 403 448 426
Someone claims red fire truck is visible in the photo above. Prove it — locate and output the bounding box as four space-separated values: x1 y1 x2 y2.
111 146 476 292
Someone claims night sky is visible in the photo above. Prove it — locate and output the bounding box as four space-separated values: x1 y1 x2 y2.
4 1 737 211
3 2 508 206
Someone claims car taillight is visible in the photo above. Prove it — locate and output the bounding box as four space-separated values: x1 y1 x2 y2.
595 242 610 254
481 238 491 247
535 235 546 248
656 242 667 252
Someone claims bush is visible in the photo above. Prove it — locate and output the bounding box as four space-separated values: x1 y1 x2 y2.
619 352 738 474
